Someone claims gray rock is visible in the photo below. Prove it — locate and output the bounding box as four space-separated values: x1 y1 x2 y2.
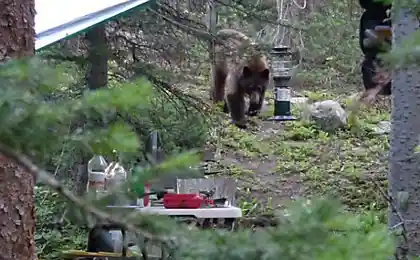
309 100 347 131
372 120 391 135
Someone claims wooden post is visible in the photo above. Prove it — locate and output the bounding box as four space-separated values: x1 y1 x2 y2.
206 0 218 100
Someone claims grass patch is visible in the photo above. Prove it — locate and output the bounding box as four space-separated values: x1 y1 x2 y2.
217 93 390 213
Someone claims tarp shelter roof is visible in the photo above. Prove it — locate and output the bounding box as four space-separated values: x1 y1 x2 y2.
35 0 152 50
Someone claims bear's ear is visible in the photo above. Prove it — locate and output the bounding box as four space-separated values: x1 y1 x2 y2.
242 66 252 78
260 69 270 80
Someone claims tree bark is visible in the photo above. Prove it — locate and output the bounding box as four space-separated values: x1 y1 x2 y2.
0 0 37 260
389 6 420 258
74 153 90 196
206 0 218 101
0 0 36 61
85 24 109 90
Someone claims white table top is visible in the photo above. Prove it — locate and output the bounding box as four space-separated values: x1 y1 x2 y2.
106 205 242 218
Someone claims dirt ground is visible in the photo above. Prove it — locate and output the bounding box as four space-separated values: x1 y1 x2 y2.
210 120 306 211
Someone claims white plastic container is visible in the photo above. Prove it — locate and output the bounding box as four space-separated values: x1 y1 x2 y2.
87 172 106 194
87 155 108 194
88 155 108 172
109 230 123 253
105 162 127 190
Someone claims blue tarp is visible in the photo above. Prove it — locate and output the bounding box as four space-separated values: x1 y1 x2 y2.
35 0 152 50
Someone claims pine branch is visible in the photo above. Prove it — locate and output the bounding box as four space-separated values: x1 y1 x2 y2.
0 143 173 245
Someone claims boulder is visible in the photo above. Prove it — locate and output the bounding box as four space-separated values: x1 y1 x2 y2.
309 100 347 131
372 120 391 135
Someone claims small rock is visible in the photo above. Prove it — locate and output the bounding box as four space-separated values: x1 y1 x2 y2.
291 97 309 104
309 100 347 132
347 92 362 101
372 120 391 134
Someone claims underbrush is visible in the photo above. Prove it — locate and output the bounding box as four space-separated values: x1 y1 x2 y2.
296 2 362 95
35 186 87 260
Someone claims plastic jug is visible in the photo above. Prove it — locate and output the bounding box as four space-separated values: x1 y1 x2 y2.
105 162 127 190
87 155 108 194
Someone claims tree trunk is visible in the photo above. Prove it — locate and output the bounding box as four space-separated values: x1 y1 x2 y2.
389 7 420 258
0 1 37 260
85 24 109 90
75 24 109 195
74 153 90 196
206 0 218 101
0 0 36 61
